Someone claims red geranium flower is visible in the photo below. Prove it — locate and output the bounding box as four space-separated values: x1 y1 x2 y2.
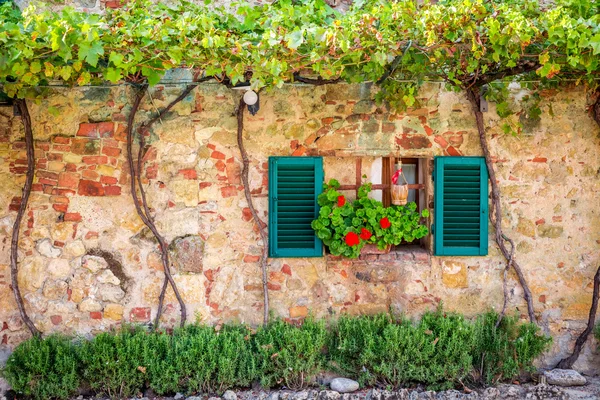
345 231 360 247
337 195 346 207
359 228 372 240
380 217 391 229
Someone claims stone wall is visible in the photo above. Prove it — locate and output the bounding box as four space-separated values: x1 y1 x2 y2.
0 82 599 373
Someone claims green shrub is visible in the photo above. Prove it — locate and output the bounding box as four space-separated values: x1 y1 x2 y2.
329 310 474 389
79 327 147 399
1 335 80 400
254 318 328 390
471 312 552 385
3 310 552 399
144 324 258 395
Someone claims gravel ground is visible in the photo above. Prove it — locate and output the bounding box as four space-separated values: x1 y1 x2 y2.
4 376 592 400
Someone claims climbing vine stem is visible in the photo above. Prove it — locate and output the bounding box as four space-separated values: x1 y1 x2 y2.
465 87 537 324
236 96 270 326
10 99 41 338
555 266 600 369
125 84 188 328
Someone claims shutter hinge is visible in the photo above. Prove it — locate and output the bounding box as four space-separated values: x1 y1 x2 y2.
431 224 435 235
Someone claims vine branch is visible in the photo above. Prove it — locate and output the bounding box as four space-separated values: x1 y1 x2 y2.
555 265 600 369
10 99 41 338
465 87 537 324
293 73 341 85
236 97 270 325
125 84 187 328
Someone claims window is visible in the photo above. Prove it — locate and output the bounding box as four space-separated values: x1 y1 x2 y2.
433 156 489 256
334 157 428 247
268 156 323 258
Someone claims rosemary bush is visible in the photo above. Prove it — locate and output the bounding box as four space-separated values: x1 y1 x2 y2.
2 311 551 398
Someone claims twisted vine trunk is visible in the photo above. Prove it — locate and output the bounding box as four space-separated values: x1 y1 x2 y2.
125 85 187 328
465 88 537 324
236 97 270 325
556 91 600 367
10 99 41 337
555 266 600 369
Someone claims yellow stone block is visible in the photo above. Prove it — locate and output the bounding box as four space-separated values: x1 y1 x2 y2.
442 261 468 289
104 303 124 321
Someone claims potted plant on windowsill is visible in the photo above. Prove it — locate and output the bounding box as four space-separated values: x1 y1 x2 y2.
311 179 430 259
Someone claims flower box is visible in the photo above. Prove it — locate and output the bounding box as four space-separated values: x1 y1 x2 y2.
361 244 391 255
311 180 429 259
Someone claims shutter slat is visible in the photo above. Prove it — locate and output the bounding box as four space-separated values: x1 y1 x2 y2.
434 157 488 256
269 157 323 258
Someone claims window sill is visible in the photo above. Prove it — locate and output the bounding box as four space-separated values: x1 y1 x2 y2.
326 245 430 264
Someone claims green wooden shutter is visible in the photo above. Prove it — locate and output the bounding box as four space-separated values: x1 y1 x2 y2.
269 156 323 258
434 156 489 256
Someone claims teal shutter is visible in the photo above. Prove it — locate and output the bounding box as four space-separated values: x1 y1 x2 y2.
269 156 323 258
434 156 489 256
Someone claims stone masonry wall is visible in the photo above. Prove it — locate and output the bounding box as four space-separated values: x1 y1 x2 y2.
0 82 599 373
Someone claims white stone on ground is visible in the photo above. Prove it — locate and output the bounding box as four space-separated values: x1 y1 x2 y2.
223 390 237 400
544 369 587 387
330 377 359 393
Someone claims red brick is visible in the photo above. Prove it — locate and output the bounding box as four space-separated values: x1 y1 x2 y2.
530 156 547 163
82 156 108 165
52 136 71 144
58 172 80 189
424 125 434 136
199 182 212 189
54 241 65 247
98 122 114 137
445 146 462 156
215 160 226 172
220 185 237 198
104 185 121 196
90 312 103 320
102 146 121 157
47 153 63 161
130 307 151 322
52 144 71 152
535 218 545 225
36 143 50 151
85 231 99 239
78 180 105 196
105 0 126 8
53 204 68 212
434 135 449 148
242 207 252 222
211 151 226 160
281 264 292 276
77 123 99 138
243 254 260 263
291 146 306 156
64 213 82 222
267 282 281 291
39 178 58 186
82 170 99 180
179 169 197 179
552 216 563 222
38 171 59 180
50 315 62 325
100 175 118 185
395 134 432 150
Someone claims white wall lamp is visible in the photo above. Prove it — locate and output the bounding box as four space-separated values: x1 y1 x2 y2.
243 89 260 116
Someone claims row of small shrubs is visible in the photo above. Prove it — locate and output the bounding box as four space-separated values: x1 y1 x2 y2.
1 309 551 400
